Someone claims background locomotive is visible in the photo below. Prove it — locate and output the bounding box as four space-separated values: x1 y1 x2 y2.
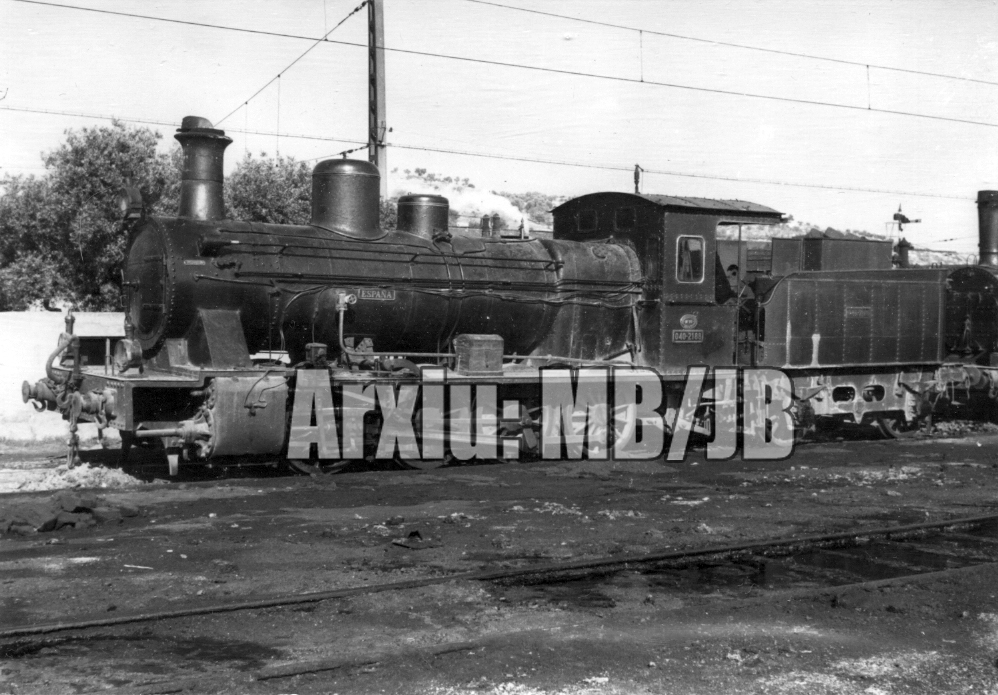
22 116 998 472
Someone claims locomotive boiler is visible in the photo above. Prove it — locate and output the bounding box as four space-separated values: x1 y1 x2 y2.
127 117 641 367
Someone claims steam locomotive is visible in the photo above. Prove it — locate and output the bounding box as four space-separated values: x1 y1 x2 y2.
21 116 998 472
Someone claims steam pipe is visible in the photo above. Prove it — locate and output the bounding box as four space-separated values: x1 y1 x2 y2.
335 294 629 367
134 421 211 442
45 337 71 385
133 429 184 438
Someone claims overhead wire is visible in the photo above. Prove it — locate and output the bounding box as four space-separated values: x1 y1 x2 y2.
1 2 984 265
0 105 366 146
215 0 368 125
364 51 998 130
1 2 985 203
303 144 368 162
464 0 998 88
6 0 346 44
15 0 997 90
0 104 976 203
382 142 975 202
8 0 998 130
933 235 980 243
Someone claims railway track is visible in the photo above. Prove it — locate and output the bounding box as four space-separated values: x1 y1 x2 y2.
4 513 997 641
3 512 998 693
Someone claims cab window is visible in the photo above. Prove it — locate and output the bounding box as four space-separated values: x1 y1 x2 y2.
577 209 597 232
614 207 636 230
676 236 704 283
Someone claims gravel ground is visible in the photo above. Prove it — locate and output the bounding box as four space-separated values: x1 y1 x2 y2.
1 425 998 693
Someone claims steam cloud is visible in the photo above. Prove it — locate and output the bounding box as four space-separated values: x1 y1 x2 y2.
392 179 524 230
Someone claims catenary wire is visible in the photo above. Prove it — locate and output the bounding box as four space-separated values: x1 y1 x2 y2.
0 103 975 203
383 142 975 201
8 0 328 40
8 0 998 130
370 52 998 130
934 235 981 243
303 144 368 162
14 0 997 90
0 105 366 146
215 1 367 125
464 0 998 88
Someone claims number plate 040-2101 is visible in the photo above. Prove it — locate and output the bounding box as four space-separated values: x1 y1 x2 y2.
672 329 704 343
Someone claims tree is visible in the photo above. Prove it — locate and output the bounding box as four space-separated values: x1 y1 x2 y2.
225 152 311 225
0 121 177 310
380 198 398 231
0 123 544 310
222 152 398 230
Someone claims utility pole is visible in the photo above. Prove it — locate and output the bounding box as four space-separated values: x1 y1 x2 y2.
368 0 388 198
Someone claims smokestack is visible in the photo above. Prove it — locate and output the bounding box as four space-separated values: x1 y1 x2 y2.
896 238 912 268
175 116 231 221
978 190 998 267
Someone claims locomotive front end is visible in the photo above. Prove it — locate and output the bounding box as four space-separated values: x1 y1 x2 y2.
24 117 291 470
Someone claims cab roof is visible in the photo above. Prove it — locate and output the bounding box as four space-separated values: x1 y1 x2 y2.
554 192 784 224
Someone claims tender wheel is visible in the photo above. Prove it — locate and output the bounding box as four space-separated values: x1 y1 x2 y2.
495 403 541 463
394 404 448 470
398 453 451 470
874 412 921 439
788 398 816 439
286 458 354 475
117 431 135 467
568 403 636 458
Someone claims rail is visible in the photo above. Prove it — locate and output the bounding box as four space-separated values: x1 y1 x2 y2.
2 512 995 640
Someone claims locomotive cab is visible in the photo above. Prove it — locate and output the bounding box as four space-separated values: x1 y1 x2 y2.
552 193 784 377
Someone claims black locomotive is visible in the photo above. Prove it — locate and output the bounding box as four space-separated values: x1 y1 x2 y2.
21 116 998 472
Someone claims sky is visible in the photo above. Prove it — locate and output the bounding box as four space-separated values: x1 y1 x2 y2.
1 0 997 256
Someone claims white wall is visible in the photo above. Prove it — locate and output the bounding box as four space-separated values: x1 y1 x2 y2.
0 312 123 442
